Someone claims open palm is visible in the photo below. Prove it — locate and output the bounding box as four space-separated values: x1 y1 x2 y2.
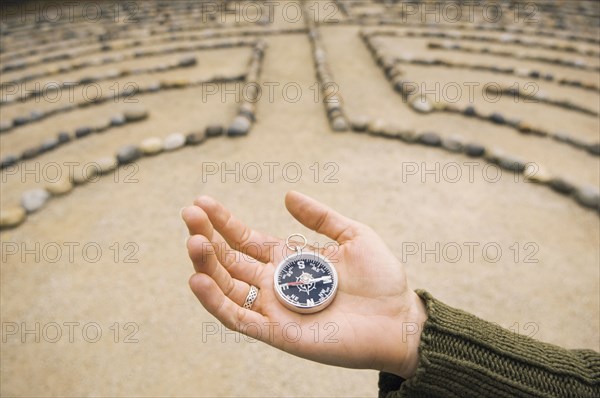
182 191 426 378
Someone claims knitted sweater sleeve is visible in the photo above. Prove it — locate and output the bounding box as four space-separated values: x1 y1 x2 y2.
379 290 600 398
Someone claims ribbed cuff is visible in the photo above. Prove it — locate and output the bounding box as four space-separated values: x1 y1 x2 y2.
380 290 600 398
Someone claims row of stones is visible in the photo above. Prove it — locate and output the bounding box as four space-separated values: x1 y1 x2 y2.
374 30 600 72
0 107 148 170
1 54 199 107
2 37 255 90
347 117 600 213
305 5 349 132
0 73 246 134
424 42 599 92
360 32 600 157
320 16 600 45
0 1 245 52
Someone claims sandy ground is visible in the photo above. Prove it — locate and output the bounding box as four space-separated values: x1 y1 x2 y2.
1 1 599 397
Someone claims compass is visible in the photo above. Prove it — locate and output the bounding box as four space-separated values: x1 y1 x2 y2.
273 234 338 314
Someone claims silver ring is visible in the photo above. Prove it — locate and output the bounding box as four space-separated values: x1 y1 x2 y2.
243 285 259 310
286 233 307 253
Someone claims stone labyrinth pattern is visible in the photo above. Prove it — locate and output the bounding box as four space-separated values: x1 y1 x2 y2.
0 0 599 229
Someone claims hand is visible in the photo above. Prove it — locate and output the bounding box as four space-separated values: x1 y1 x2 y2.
181 191 427 378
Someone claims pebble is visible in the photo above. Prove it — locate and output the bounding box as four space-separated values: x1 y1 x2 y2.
418 132 441 146
483 147 505 164
463 106 477 117
140 137 163 155
523 163 552 183
497 155 526 172
549 178 575 195
178 55 197 68
163 133 186 151
332 116 349 132
116 145 141 164
441 135 464 152
57 132 71 143
21 188 50 213
21 147 41 160
92 118 111 132
574 185 600 209
464 143 486 157
410 97 433 113
587 143 600 156
111 114 126 126
72 166 98 185
124 106 148 122
1 154 19 168
205 125 224 137
0 120 13 132
227 116 252 137
0 206 26 228
350 116 370 132
46 178 73 196
186 131 206 146
398 129 417 143
40 137 60 152
239 102 256 121
96 157 118 174
75 126 93 138
368 119 387 136
13 116 29 126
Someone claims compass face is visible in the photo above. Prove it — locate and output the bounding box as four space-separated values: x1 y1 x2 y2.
274 252 338 314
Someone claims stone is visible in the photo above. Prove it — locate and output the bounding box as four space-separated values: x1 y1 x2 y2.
72 166 98 185
178 55 197 67
96 157 118 174
75 126 93 138
398 129 417 143
523 163 552 184
91 118 111 132
368 119 387 136
410 97 433 113
0 119 13 132
441 135 464 152
497 155 526 172
124 106 148 122
239 102 256 121
205 125 224 137
57 132 71 143
484 147 505 164
350 115 370 132
463 106 477 117
140 137 163 155
464 143 486 157
111 114 126 126
29 109 45 121
574 185 600 209
227 116 252 137
186 131 206 145
40 137 60 152
46 178 73 196
21 147 41 160
163 133 186 151
0 206 26 228
489 113 506 125
116 145 141 164
549 178 575 195
1 154 19 168
418 132 441 146
331 116 349 132
13 116 29 126
21 188 50 213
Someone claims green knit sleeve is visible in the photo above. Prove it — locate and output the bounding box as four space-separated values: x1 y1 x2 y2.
379 290 600 398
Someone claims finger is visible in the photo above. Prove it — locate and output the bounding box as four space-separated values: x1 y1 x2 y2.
187 235 256 308
189 273 268 341
194 196 280 263
182 206 264 284
285 191 363 244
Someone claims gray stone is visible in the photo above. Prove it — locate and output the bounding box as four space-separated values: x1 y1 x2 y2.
575 185 600 209
186 131 206 145
549 178 575 195
489 113 506 125
75 126 93 138
398 129 417 143
124 106 148 122
227 116 252 137
40 137 60 152
21 188 50 213
418 132 441 146
464 143 486 157
331 116 349 132
96 157 118 174
497 155 526 172
350 115 370 132
1 154 19 169
205 125 224 137
178 55 197 68
441 135 464 152
91 118 111 132
57 132 71 143
239 102 256 121
46 178 73 196
587 143 600 156
411 97 433 113
163 133 186 151
21 147 41 160
0 206 26 229
111 114 126 126
116 145 141 164
0 119 13 132
140 137 163 155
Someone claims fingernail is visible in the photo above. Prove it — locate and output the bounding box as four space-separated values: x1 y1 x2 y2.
185 236 191 246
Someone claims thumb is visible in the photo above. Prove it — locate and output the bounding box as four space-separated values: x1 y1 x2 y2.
284 191 363 244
